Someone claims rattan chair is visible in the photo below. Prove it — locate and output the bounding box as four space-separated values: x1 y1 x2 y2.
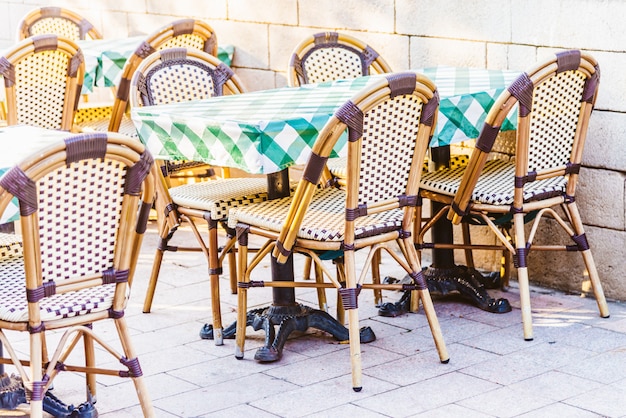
229 72 449 391
287 31 392 87
0 132 155 417
0 34 85 131
129 46 273 346
287 32 394 299
17 6 102 42
418 50 609 341
76 18 218 137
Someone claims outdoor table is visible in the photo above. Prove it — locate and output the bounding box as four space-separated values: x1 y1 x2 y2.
77 36 234 94
131 66 521 359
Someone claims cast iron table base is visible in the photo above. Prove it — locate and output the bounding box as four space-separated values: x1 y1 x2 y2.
378 265 512 317
0 373 97 417
201 303 376 362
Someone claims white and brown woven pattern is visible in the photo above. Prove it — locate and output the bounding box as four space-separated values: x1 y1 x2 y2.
230 187 403 241
527 70 585 172
1 35 85 131
303 47 365 84
0 232 22 260
38 158 125 281
359 94 422 203
0 255 117 322
17 7 102 41
288 32 392 87
144 61 216 103
16 50 69 129
420 158 567 205
170 177 272 220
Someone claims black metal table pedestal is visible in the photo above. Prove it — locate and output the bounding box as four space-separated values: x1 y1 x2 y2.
200 255 375 361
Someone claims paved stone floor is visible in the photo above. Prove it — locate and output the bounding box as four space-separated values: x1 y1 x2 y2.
6 221 626 417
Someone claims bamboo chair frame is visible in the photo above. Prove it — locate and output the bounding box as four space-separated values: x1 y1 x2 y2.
17 7 103 42
0 34 85 131
129 46 272 347
0 132 155 417
417 50 609 341
231 72 449 391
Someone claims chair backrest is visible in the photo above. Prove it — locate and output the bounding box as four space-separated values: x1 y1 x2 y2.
448 50 600 224
108 18 219 132
0 34 85 131
130 47 245 109
287 32 392 87
17 7 102 41
0 132 154 326
274 72 439 262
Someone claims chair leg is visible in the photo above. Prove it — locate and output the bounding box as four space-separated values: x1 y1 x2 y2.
461 222 475 269
143 221 171 313
228 235 238 295
565 202 610 318
208 220 224 346
83 330 97 403
341 251 362 392
334 259 346 325
513 213 534 341
314 261 328 312
235 231 249 359
115 318 154 417
371 251 383 306
419 288 449 363
347 307 362 391
29 332 45 418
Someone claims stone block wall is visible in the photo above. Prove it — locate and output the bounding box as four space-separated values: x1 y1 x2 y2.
2 0 625 300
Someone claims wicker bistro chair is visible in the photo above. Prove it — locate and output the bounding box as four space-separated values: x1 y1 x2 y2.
75 18 221 184
129 46 273 346
418 50 609 341
17 6 102 42
229 72 449 391
287 31 393 299
287 31 392 87
0 34 85 131
0 132 155 417
76 18 218 137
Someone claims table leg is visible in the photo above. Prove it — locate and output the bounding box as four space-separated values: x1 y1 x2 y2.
200 169 376 361
378 146 511 316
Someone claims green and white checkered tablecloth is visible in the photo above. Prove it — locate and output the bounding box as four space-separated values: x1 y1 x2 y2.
0 126 78 223
418 66 520 147
78 36 234 93
132 67 522 175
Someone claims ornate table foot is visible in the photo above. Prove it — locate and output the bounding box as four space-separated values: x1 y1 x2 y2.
200 304 376 362
378 265 511 317
0 373 97 417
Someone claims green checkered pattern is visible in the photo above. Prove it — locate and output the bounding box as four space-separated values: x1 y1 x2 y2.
78 37 234 93
133 77 377 174
418 66 520 147
132 67 521 175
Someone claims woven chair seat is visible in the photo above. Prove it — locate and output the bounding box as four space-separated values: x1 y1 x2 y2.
170 177 272 220
0 233 22 260
229 186 403 242
328 154 470 182
0 256 119 323
420 158 567 205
